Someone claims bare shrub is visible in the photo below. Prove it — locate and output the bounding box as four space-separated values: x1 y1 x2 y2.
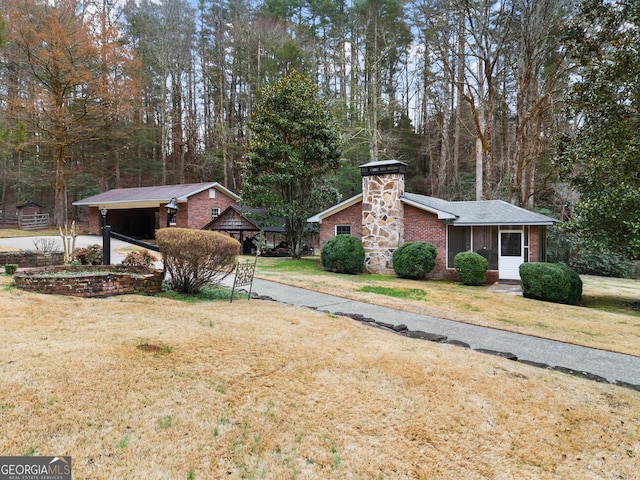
32 237 60 253
156 228 240 294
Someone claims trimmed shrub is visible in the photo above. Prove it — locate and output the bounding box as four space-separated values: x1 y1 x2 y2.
156 228 240 294
121 249 158 268
4 264 18 275
454 251 488 286
321 235 365 274
72 244 103 265
519 262 583 305
392 242 437 280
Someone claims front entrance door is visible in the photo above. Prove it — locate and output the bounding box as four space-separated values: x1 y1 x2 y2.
499 230 524 280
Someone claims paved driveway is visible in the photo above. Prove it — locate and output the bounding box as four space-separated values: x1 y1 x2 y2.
0 235 162 267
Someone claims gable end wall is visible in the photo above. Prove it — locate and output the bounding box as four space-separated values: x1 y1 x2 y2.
183 188 239 229
319 202 363 247
318 202 450 277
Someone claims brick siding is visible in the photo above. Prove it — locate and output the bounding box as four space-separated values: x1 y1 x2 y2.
529 225 543 262
319 202 453 278
403 204 448 278
88 208 101 234
319 202 363 247
181 187 239 230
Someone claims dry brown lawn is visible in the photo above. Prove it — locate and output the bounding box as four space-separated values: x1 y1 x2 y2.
254 257 640 357
0 228 60 238
1 275 639 479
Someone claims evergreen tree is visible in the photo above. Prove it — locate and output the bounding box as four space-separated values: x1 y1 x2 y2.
242 70 342 258
557 0 640 258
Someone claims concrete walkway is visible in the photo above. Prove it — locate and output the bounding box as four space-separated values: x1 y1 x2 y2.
0 235 160 267
246 278 640 389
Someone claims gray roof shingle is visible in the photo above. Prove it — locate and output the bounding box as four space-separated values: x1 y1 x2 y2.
402 193 556 226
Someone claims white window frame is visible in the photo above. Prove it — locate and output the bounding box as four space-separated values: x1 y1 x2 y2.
208 188 216 198
211 208 220 219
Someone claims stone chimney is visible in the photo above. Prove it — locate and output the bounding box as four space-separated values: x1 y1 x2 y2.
360 160 407 274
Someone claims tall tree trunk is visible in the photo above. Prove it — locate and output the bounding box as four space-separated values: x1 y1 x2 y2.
349 22 358 129
475 61 485 201
53 145 67 227
437 83 451 197
171 72 184 183
161 72 168 185
453 15 465 192
368 11 379 163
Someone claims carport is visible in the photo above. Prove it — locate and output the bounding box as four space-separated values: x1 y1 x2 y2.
73 182 240 237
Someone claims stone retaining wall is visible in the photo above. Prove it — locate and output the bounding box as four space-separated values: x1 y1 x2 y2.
14 265 164 297
0 251 64 268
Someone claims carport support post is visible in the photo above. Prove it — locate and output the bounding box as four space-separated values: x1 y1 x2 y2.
101 207 111 265
102 225 111 265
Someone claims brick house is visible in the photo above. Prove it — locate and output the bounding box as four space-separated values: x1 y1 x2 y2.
308 160 557 281
73 182 240 238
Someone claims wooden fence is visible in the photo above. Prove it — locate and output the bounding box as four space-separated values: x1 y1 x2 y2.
19 213 50 230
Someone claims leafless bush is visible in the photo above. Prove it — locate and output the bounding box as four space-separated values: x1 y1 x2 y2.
156 228 240 294
32 237 61 253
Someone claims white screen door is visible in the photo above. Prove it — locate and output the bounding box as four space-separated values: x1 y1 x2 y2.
499 231 524 280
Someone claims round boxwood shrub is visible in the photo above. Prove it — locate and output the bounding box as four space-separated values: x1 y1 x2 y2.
321 234 365 274
392 242 437 280
519 262 582 305
454 251 488 286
